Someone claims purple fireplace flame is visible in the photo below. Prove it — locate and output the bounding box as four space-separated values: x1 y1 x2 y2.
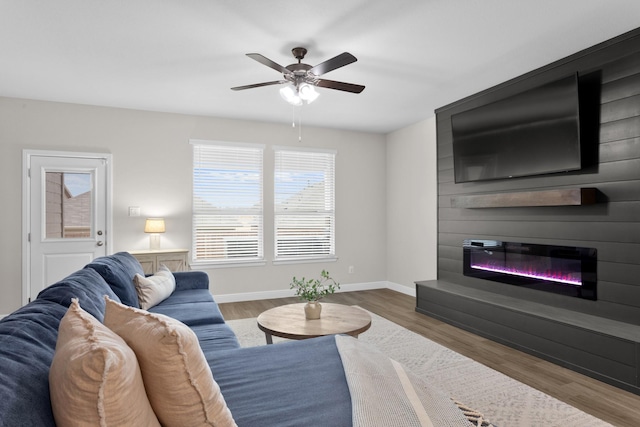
470 262 582 286
463 240 597 300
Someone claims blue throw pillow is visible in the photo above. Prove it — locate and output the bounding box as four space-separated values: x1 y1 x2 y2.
85 252 144 308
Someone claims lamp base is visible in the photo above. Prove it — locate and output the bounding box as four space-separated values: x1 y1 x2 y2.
149 234 161 251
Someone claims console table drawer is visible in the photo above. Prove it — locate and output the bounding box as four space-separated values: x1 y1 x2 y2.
129 249 189 274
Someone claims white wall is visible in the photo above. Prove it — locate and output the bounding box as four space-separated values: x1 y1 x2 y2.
0 96 388 314
386 117 438 293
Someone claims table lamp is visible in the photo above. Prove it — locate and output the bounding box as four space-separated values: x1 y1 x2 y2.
144 218 165 250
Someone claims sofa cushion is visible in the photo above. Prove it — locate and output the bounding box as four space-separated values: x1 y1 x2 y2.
191 323 241 354
37 267 120 322
0 300 67 427
148 300 226 326
208 336 352 427
134 264 176 309
85 251 143 307
49 299 161 427
104 297 237 427
153 288 214 306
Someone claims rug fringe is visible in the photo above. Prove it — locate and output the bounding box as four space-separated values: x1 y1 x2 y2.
453 400 496 427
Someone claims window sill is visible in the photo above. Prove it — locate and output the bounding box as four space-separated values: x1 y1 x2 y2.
272 256 338 266
190 259 266 269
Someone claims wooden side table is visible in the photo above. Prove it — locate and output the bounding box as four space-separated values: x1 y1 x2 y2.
129 249 189 274
257 303 372 344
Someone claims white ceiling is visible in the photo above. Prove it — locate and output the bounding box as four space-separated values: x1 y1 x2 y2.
1 1 639 134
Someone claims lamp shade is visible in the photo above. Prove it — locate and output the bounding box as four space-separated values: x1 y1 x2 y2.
144 218 165 233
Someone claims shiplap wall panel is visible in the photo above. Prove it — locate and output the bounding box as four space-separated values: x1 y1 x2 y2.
439 220 639 243
438 160 640 196
439 202 640 223
601 95 640 121
434 29 640 326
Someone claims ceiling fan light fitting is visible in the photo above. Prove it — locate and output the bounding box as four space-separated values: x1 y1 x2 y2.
279 83 318 106
280 85 302 106
298 83 319 103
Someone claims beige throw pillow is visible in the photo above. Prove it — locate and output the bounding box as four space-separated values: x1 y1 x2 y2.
133 264 176 309
103 296 237 427
49 299 161 427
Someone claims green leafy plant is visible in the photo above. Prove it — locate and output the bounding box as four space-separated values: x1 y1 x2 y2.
290 270 340 302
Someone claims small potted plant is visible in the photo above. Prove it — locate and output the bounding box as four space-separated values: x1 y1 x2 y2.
290 270 340 319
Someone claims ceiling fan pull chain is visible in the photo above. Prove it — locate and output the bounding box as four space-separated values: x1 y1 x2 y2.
299 107 303 142
291 104 296 128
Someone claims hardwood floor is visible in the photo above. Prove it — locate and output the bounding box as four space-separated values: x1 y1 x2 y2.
218 289 640 426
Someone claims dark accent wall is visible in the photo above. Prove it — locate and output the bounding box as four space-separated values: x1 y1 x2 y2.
435 28 640 325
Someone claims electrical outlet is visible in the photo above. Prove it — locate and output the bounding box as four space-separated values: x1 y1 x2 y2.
128 206 141 217
348 265 354 274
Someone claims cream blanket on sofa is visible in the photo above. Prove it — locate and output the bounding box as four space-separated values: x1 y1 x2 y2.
335 335 473 427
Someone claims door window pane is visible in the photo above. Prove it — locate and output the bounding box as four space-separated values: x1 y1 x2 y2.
46 172 92 238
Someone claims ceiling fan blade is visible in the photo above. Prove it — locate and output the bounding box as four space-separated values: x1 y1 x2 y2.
309 52 357 76
315 78 365 94
246 53 292 75
231 80 288 91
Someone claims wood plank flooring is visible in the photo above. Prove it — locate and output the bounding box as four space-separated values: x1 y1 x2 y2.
218 289 640 426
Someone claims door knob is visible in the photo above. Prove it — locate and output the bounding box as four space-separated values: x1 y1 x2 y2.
97 230 103 236
97 241 104 246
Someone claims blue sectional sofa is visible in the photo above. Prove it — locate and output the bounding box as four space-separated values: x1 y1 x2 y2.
0 252 356 427
0 252 475 427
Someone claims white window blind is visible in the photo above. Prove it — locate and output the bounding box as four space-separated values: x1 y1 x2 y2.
192 141 263 263
274 148 335 261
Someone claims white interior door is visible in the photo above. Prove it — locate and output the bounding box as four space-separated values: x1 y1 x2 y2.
23 151 112 303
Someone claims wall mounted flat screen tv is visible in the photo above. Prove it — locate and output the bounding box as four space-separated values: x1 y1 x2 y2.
451 74 581 183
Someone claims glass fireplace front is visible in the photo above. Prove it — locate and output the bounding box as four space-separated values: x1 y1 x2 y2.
463 240 597 300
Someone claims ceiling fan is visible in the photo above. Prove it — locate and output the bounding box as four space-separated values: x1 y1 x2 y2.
231 47 365 104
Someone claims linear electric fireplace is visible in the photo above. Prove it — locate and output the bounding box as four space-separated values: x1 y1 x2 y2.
463 240 597 300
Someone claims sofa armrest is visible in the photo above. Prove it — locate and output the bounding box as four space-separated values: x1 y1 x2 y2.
173 271 209 291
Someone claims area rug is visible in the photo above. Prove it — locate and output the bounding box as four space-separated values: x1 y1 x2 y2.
226 310 612 427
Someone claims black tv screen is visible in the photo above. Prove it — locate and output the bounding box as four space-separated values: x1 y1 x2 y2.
451 74 581 183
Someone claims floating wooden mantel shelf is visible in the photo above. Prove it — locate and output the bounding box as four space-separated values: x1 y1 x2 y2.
450 187 597 208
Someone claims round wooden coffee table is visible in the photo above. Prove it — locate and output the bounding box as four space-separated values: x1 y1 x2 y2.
256 303 372 344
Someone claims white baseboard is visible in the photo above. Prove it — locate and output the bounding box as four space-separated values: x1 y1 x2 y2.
386 281 416 297
213 289 295 304
212 281 414 303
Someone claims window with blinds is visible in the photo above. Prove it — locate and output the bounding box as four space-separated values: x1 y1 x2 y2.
274 148 336 261
192 141 264 264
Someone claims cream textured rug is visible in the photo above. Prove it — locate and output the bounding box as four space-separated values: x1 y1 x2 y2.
226 310 612 427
